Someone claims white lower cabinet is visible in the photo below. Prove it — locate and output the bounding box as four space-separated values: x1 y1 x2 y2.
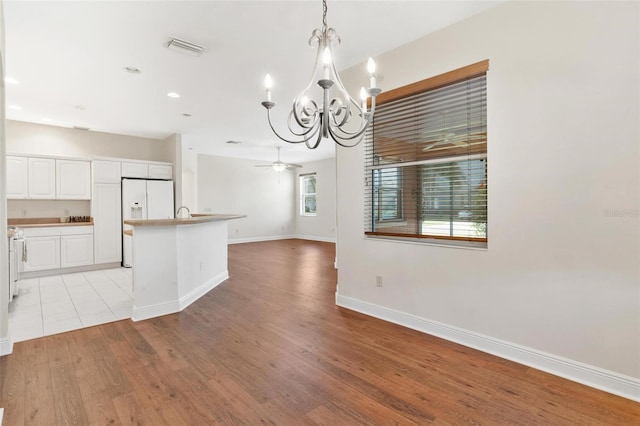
22 226 94 273
61 234 94 268
23 236 61 272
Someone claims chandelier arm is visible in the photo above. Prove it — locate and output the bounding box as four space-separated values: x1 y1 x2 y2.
266 110 321 144
327 114 372 142
328 100 351 128
326 124 367 148
305 116 325 149
288 110 320 137
291 99 320 130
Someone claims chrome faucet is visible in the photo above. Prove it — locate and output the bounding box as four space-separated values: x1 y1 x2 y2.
176 205 191 218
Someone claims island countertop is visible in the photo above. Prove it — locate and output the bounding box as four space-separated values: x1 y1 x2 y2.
124 213 245 227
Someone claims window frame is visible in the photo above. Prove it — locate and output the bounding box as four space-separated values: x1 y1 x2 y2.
364 60 489 246
300 173 317 217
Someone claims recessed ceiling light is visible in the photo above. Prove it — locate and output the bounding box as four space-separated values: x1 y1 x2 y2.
167 92 180 98
42 117 53 123
8 105 22 110
5 77 19 85
123 67 141 74
182 113 191 117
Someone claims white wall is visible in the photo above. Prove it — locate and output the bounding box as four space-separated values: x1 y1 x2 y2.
6 120 172 162
181 148 198 213
295 157 336 242
337 0 639 391
0 1 10 354
7 200 90 219
197 154 295 242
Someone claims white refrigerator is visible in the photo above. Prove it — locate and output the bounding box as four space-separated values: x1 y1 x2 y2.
122 178 174 267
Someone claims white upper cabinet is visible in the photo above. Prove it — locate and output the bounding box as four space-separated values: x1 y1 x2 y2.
148 164 173 180
28 157 56 199
56 159 91 200
6 155 29 199
121 162 149 178
92 160 122 183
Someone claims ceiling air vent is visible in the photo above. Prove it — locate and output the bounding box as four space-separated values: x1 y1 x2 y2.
166 37 205 57
73 126 90 131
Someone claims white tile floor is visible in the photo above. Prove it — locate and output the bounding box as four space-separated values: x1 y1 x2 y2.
8 267 133 342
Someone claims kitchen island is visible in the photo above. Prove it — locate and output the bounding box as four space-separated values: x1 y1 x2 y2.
123 214 245 321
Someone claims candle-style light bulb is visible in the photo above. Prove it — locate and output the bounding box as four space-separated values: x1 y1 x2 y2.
360 87 368 113
367 57 376 88
322 47 332 80
265 74 273 101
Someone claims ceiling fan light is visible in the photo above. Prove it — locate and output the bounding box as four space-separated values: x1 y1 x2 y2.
272 163 287 172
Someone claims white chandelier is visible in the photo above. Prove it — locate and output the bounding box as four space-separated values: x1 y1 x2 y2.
261 0 381 149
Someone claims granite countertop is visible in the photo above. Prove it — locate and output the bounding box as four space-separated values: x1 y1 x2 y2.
124 213 245 227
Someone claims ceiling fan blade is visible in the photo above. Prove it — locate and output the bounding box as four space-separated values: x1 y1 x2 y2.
254 164 274 168
285 163 303 169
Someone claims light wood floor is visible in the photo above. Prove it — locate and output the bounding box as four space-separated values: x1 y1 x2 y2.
1 239 638 425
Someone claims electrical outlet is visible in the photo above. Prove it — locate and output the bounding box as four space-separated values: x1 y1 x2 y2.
64 209 69 216
204 207 212 212
376 276 383 287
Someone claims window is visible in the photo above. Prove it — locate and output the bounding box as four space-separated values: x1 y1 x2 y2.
364 60 488 246
300 173 317 216
373 167 403 223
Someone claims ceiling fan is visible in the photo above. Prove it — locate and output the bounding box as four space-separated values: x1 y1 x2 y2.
255 146 302 172
421 132 467 152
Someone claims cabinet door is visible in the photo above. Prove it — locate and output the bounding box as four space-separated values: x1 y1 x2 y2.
61 234 94 268
28 157 56 199
148 164 173 180
6 155 29 199
92 160 121 183
23 236 60 272
93 183 122 264
121 162 148 178
56 159 91 199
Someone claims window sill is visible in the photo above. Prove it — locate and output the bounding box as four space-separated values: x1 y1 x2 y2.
375 220 407 228
365 233 488 250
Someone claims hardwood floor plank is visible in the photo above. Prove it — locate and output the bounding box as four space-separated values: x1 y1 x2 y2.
49 362 89 425
2 239 639 425
23 341 55 425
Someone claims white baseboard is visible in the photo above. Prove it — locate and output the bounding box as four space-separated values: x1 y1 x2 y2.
21 262 122 279
133 271 229 321
0 336 13 356
229 235 336 244
336 294 640 402
132 300 180 322
294 235 337 243
178 270 228 311
228 235 297 244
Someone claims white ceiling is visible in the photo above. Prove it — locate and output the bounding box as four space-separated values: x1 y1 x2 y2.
3 0 500 164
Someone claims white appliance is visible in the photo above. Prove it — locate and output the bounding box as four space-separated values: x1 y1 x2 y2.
122 178 174 267
8 227 25 302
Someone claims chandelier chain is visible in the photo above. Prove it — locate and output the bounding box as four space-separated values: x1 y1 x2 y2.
322 0 327 30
